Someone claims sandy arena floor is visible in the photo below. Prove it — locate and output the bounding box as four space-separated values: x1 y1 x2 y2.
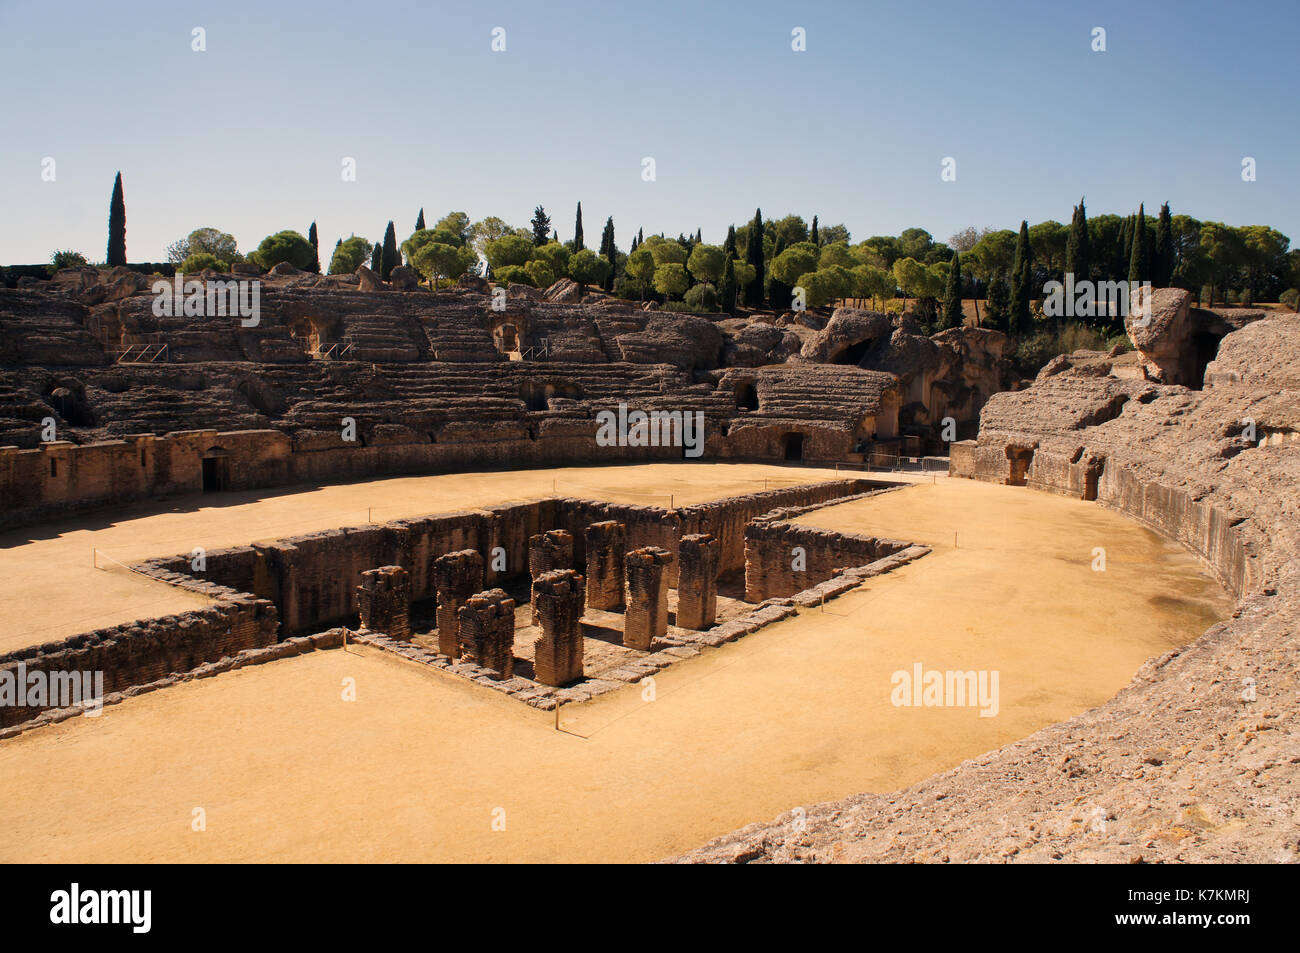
0 464 1231 862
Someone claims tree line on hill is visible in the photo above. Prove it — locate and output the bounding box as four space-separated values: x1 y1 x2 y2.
27 173 1300 336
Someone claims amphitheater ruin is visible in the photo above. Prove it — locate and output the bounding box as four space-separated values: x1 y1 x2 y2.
0 264 1295 864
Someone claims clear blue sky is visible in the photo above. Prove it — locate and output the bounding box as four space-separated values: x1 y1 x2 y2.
1 0 1296 264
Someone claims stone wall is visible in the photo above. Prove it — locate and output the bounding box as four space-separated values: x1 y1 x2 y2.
0 436 888 534
743 521 912 601
0 594 276 728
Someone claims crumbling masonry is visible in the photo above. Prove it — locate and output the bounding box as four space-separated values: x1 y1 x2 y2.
584 520 627 611
676 533 720 630
531 569 585 686
434 549 484 657
458 589 516 679
528 529 573 621
357 565 411 640
623 546 673 650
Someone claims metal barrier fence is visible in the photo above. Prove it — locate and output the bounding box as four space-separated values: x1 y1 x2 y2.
839 454 950 473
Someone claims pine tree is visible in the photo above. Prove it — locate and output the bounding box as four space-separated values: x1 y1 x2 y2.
381 221 398 278
940 251 962 330
106 172 126 266
1065 197 1090 286
370 242 382 273
308 222 321 273
1009 220 1032 336
573 202 584 251
985 271 1011 332
415 208 425 232
1155 202 1174 286
810 215 820 245
744 209 765 308
720 256 737 315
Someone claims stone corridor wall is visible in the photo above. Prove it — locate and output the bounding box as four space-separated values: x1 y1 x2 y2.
743 521 912 601
0 594 276 728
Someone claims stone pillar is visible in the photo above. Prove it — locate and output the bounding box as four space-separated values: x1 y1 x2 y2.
584 521 626 611
528 529 573 621
433 549 484 658
677 533 720 630
458 589 516 679
532 569 585 686
623 546 672 650
356 565 410 640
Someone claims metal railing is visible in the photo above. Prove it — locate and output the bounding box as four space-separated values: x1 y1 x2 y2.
115 343 169 364
518 338 550 361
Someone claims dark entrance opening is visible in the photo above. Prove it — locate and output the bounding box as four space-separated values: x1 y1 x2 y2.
1189 331 1223 388
832 339 873 366
202 454 230 493
782 432 804 461
736 382 758 411
1006 447 1034 486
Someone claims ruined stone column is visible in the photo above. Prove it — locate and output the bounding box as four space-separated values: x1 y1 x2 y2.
532 569 585 686
356 565 411 640
623 546 672 650
584 521 626 611
458 589 516 679
433 549 484 658
528 529 573 621
676 533 720 630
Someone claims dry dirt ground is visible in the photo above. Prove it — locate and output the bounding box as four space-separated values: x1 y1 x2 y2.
0 465 1229 862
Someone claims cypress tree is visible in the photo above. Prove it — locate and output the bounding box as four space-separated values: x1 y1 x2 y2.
768 234 789 312
381 221 398 278
1009 220 1032 336
985 271 1011 332
723 225 737 257
1140 203 1155 283
637 227 644 245
552 229 559 244
573 202 584 251
941 251 963 330
720 256 737 315
600 216 616 291
1118 215 1132 281
106 172 126 266
1155 202 1174 286
1128 212 1143 284
415 208 425 232
308 221 321 273
810 215 820 245
744 209 765 308
695 227 702 243
370 242 382 273
1065 197 1090 286
530 206 551 246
